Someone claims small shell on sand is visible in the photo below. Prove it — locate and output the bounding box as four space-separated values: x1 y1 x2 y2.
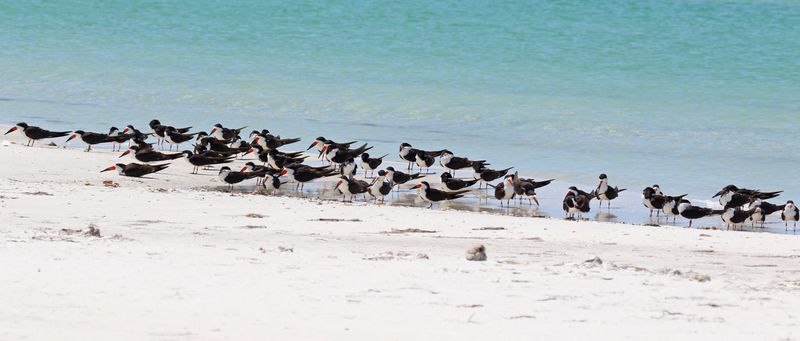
466 244 487 261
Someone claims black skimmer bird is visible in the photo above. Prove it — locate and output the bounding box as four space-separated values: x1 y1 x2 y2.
414 150 437 173
266 148 307 170
412 181 469 208
510 172 553 206
677 200 721 228
748 198 786 228
281 164 338 191
713 185 782 209
65 130 112 151
261 173 287 193
642 186 667 217
661 194 689 223
721 207 756 230
5 122 71 146
241 161 279 186
440 172 479 192
218 166 260 191
336 176 370 202
472 164 513 189
210 123 247 141
150 119 191 148
101 163 169 178
252 134 301 151
398 143 444 170
360 153 387 177
439 150 485 177
368 170 393 202
385 166 424 189
487 178 515 207
323 143 373 165
164 127 201 151
181 150 234 174
107 127 135 152
782 200 798 231
307 137 357 160
340 158 358 177
120 145 184 163
198 137 245 154
562 186 594 220
595 174 626 209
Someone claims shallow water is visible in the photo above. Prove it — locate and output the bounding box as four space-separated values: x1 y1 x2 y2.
1 0 798 232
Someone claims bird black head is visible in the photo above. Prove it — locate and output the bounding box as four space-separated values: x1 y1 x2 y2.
219 166 231 173
722 184 738 191
399 143 412 151
245 161 256 168
214 123 223 128
260 129 270 135
569 186 578 191
788 200 795 205
440 172 453 180
643 187 655 198
16 122 28 128
109 126 119 134
74 130 86 135
386 166 395 172
441 149 453 156
599 173 608 180
149 119 161 128
361 153 370 160
377 170 387 177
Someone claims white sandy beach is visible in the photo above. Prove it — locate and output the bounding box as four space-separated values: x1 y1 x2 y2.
1 139 800 340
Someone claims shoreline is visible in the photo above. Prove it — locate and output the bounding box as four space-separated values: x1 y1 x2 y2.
1 127 794 235
2 137 800 339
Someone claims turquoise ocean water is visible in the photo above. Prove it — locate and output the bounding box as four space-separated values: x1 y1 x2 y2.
2 0 799 225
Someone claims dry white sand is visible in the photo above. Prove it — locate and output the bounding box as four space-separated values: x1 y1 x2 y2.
1 139 799 340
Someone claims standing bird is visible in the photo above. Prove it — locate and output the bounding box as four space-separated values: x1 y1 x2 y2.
677 200 721 228
487 177 515 207
335 176 370 202
440 172 479 192
218 166 260 191
643 186 667 217
360 153 387 177
210 123 247 141
562 186 594 220
164 127 201 151
439 150 485 177
595 174 626 210
108 127 136 152
101 163 170 178
261 173 287 193
339 158 358 177
323 143 373 165
412 181 469 208
266 149 307 170
150 119 191 148
281 164 338 191
472 164 513 189
253 134 302 150
367 170 393 203
398 143 444 171
713 185 782 209
414 150 437 173
749 199 786 228
510 172 553 206
65 130 112 152
5 122 71 146
782 200 799 231
661 194 689 224
721 207 756 230
385 167 425 190
181 150 235 174
308 137 357 161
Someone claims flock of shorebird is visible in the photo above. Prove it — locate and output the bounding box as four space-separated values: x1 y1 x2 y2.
5 120 798 232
